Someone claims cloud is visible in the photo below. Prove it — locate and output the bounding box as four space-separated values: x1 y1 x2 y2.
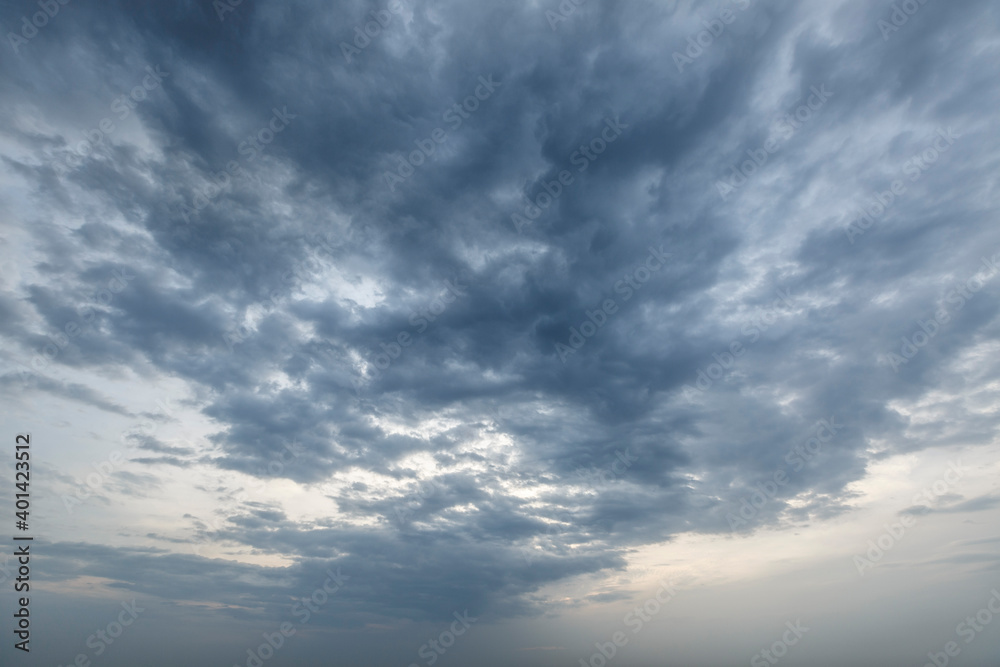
1 0 999 652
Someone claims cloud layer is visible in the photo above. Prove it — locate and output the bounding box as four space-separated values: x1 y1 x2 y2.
2 0 1000 664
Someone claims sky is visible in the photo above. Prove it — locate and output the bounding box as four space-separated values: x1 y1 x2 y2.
1 0 999 665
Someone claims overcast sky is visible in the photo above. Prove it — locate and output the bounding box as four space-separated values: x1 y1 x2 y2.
2 0 1000 665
